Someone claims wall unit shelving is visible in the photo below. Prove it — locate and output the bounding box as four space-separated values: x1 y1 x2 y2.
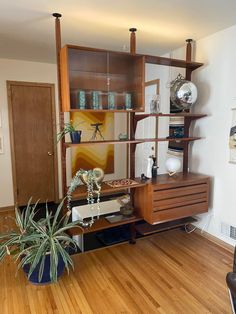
57 28 209 247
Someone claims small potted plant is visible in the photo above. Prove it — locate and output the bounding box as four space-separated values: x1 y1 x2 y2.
0 198 81 284
57 121 83 144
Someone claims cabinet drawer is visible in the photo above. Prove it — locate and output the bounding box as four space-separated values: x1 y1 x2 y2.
153 192 207 211
152 202 208 224
153 182 208 201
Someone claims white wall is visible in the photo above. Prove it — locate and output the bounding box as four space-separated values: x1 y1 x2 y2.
136 59 185 176
143 25 236 246
191 25 236 246
0 58 60 208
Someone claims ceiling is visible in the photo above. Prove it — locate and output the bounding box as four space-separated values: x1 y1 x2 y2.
1 0 236 63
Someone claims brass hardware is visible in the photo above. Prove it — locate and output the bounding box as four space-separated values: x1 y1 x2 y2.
47 151 53 156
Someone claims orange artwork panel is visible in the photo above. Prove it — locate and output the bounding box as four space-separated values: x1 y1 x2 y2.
70 112 114 175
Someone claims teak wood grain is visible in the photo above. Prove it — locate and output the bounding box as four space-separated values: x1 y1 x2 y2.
134 173 210 224
0 211 232 314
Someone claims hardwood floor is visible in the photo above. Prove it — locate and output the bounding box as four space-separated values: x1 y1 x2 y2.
0 213 233 313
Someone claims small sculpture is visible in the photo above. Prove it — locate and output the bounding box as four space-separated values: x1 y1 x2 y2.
90 123 104 140
117 194 134 216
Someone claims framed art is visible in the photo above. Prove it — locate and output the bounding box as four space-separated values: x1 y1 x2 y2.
70 111 114 176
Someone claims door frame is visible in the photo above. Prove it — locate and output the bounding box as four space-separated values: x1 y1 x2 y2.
7 81 59 205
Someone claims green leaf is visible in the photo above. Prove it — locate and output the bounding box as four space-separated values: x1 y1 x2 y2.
51 198 65 233
53 220 83 237
29 217 48 237
50 238 58 282
45 203 52 235
28 239 48 278
15 207 23 231
38 252 46 283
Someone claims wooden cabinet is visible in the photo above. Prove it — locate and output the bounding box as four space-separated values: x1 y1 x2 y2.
134 173 210 224
60 45 145 112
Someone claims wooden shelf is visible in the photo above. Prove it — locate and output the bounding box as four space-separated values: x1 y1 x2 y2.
71 178 147 200
134 113 207 122
144 55 203 70
84 215 142 234
69 109 144 113
65 137 201 147
65 139 143 147
141 137 201 142
148 172 209 186
135 217 197 235
69 214 143 236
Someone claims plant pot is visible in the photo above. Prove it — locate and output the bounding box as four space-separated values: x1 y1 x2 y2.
70 130 82 143
23 253 65 284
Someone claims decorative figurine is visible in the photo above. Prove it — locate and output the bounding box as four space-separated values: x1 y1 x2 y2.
90 123 104 140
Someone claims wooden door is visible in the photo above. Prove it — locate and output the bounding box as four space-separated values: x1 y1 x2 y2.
7 81 58 206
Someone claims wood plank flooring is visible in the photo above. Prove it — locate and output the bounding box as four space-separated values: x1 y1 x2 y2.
0 212 233 313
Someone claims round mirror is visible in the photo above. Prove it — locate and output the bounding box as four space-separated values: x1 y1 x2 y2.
170 74 198 110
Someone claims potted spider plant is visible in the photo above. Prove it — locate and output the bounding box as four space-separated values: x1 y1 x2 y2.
0 198 81 284
57 121 83 144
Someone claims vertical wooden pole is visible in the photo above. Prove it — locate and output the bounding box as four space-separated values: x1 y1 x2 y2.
52 13 67 198
129 28 137 179
183 118 191 173
183 39 193 173
129 28 137 243
129 28 137 55
185 38 193 81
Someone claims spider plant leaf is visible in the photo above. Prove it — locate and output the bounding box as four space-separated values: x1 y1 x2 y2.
0 232 19 239
23 197 33 229
51 198 65 232
45 203 52 235
28 239 48 279
29 217 48 237
55 235 78 251
38 252 46 283
0 235 21 252
54 239 70 274
24 200 39 230
15 207 23 231
17 253 35 271
52 221 83 237
50 238 58 282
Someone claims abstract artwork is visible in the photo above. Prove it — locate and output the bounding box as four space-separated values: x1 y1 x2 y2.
70 112 114 176
229 108 236 163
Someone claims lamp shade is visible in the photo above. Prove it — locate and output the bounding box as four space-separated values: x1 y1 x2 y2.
165 157 181 175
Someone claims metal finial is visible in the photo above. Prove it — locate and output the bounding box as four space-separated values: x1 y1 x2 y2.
52 13 62 18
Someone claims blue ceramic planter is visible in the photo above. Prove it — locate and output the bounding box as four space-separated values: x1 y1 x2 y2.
70 130 82 143
23 253 65 284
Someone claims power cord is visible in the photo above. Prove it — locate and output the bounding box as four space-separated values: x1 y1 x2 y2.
184 223 197 234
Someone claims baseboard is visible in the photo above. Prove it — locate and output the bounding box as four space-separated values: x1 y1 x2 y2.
193 226 234 253
0 205 15 212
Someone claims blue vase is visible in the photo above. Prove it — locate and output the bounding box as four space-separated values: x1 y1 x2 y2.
70 130 82 143
23 253 65 284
